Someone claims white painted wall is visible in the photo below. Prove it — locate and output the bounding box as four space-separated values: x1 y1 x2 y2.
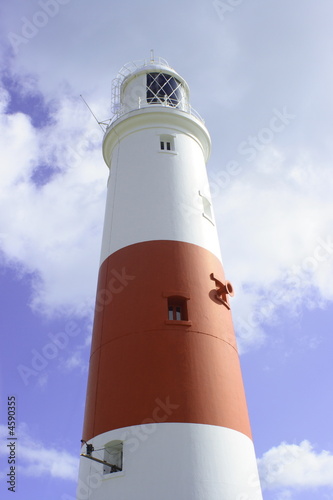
100 110 222 265
77 423 263 500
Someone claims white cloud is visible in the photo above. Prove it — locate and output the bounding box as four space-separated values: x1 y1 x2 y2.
61 350 87 372
214 144 333 351
0 424 78 481
258 440 333 492
36 371 49 389
0 86 10 113
0 82 108 317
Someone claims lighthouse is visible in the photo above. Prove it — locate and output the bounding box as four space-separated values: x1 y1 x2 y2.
76 55 263 500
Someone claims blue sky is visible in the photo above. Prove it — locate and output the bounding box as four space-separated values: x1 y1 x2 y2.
1 0 333 499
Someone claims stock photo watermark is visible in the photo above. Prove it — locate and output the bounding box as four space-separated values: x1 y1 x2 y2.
64 129 101 165
5 396 17 492
17 320 80 386
213 0 246 22
62 397 180 500
119 397 180 453
95 268 135 312
237 107 296 162
237 234 333 340
16 266 135 386
235 473 262 500
258 442 306 490
184 106 296 220
8 0 72 54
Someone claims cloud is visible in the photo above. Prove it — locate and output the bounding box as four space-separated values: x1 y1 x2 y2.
258 440 333 492
0 424 78 481
60 350 87 372
0 86 10 112
0 78 108 318
214 144 333 351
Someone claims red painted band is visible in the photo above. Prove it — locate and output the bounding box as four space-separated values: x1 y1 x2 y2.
82 240 252 441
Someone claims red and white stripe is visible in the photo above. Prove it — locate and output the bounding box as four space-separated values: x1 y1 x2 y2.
77 62 263 500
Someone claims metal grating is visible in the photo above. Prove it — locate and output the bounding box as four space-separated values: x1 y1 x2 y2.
146 73 183 108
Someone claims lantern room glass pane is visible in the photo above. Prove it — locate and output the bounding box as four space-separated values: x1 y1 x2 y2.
147 73 182 107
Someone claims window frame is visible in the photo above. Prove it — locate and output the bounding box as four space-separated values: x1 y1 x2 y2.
146 72 182 107
168 303 183 321
103 440 124 476
159 134 175 153
164 293 192 326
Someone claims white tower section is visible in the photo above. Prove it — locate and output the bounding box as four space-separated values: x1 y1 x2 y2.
76 56 263 500
100 57 220 265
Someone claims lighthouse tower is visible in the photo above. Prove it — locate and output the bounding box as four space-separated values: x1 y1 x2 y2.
77 56 263 500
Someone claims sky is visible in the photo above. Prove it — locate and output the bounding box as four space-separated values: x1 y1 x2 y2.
0 0 333 499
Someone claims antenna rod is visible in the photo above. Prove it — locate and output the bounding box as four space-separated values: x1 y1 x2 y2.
80 95 105 132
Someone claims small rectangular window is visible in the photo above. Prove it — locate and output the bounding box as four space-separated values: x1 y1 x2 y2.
103 441 123 475
167 297 188 321
160 135 175 152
